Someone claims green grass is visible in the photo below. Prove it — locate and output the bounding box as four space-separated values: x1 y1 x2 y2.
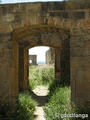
21 65 89 120
0 91 37 120
25 65 90 120
43 86 71 120
1 65 89 120
29 65 54 90
0 65 54 120
13 91 37 120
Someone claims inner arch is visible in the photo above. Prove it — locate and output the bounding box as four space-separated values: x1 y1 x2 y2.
12 24 70 93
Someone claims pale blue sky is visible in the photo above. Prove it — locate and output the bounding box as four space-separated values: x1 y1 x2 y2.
29 47 49 63
0 0 63 4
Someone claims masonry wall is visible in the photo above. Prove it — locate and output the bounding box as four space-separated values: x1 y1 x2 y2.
0 33 13 104
70 27 90 106
46 48 55 65
0 1 90 108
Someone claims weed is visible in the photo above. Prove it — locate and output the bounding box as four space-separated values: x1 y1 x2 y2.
29 65 54 90
44 86 71 120
0 91 37 120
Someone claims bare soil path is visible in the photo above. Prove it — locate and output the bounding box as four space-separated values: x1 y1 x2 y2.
32 85 49 120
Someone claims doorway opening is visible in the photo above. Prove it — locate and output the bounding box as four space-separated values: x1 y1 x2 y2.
29 46 55 91
28 46 55 119
12 25 71 120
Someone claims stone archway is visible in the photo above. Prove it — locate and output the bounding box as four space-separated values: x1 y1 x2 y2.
12 25 70 100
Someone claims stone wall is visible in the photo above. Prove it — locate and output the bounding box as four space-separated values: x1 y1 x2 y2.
46 48 55 64
0 0 90 109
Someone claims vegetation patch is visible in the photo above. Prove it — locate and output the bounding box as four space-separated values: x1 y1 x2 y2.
1 65 89 120
13 91 37 120
29 65 54 90
0 91 37 120
43 86 71 120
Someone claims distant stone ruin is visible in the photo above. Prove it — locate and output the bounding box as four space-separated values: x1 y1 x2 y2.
46 48 55 65
29 55 37 65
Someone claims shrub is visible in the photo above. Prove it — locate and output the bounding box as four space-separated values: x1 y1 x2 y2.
13 91 37 120
29 65 54 89
0 91 37 120
44 86 90 120
71 103 90 120
41 66 54 86
44 86 71 120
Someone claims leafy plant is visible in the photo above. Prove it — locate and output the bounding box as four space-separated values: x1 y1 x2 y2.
44 86 71 120
29 65 54 90
13 91 37 120
0 91 37 120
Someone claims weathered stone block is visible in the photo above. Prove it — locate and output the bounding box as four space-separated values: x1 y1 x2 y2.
50 12 69 19
72 11 85 19
0 24 12 33
3 14 14 22
71 48 89 57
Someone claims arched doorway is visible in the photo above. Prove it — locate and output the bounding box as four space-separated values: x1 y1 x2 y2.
12 25 70 97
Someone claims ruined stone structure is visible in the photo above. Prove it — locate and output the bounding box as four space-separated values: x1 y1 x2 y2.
29 55 37 65
0 0 90 109
46 48 55 64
